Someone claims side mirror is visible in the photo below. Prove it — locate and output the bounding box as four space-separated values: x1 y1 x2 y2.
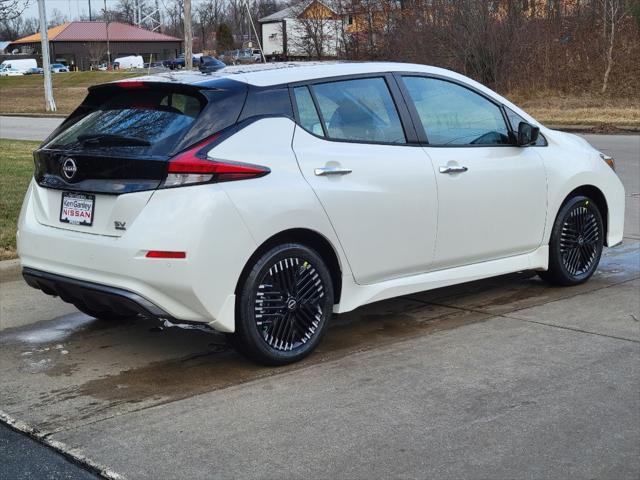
517 121 540 147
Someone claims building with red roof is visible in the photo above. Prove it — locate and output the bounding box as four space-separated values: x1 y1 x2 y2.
7 21 182 70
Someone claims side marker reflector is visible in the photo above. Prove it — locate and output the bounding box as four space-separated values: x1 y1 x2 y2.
146 251 186 259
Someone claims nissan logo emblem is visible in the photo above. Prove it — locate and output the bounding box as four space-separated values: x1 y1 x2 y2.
62 158 78 180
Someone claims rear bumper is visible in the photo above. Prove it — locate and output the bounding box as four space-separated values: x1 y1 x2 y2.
23 267 173 319
17 181 258 332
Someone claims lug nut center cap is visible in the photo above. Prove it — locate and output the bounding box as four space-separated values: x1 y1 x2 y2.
286 298 298 311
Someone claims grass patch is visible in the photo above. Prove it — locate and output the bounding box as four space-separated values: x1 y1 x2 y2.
506 91 640 127
0 139 39 260
0 71 139 115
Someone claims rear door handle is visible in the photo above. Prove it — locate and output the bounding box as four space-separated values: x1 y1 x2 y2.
314 167 353 176
439 166 468 174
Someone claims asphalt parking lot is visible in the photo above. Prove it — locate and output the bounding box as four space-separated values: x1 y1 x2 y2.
0 133 638 479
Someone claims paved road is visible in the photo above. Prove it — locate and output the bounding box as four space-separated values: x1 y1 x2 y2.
0 135 638 479
0 422 99 480
0 115 63 141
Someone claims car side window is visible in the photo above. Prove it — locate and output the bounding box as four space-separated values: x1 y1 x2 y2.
504 106 547 146
310 77 406 144
293 86 324 137
402 76 510 146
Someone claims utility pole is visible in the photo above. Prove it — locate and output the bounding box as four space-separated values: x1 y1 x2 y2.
88 0 92 21
38 0 56 112
104 0 111 67
245 0 265 63
184 0 193 69
155 0 163 32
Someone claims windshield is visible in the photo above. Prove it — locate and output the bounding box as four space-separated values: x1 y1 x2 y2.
45 88 204 156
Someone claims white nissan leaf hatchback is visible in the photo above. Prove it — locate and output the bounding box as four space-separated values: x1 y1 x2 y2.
18 62 624 364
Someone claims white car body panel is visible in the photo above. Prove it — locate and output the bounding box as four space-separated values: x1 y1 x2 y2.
424 145 547 268
338 245 549 313
32 187 153 237
292 126 438 284
19 180 257 332
17 62 625 333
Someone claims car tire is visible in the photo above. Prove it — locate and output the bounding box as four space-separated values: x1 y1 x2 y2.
231 243 334 366
73 302 136 322
539 195 604 286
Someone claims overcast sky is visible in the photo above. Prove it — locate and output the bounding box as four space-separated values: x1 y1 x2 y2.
23 0 121 22
22 0 205 23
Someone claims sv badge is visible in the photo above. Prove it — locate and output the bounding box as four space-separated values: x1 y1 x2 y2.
114 221 127 231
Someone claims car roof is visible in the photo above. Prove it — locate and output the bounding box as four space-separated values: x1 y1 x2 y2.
120 61 540 128
126 61 466 88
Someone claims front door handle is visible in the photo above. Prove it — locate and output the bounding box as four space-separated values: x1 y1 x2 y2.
439 166 468 174
314 167 353 176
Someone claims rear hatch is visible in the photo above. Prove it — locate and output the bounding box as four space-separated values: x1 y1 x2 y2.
32 78 247 236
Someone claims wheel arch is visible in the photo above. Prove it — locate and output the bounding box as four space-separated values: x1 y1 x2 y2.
234 228 343 304
559 185 609 245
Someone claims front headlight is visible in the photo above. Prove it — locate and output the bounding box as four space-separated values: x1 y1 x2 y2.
599 153 616 171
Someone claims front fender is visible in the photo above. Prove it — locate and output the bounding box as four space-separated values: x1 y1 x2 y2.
542 132 625 247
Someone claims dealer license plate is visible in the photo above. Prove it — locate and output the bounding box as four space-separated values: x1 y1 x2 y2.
60 192 95 226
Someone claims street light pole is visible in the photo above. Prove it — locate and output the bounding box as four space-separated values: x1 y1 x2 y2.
184 0 193 69
37 0 56 112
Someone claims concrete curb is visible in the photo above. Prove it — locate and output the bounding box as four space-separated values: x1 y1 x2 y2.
0 259 22 283
0 411 126 480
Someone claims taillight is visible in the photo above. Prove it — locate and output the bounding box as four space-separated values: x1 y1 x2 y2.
162 134 270 188
118 80 146 89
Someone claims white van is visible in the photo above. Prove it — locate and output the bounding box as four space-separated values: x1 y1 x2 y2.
113 55 144 69
0 58 37 73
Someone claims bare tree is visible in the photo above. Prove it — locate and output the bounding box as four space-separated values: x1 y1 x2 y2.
197 0 223 51
164 0 184 38
115 0 136 24
0 0 29 22
599 0 629 93
48 8 67 27
0 15 37 40
287 0 339 59
87 42 108 67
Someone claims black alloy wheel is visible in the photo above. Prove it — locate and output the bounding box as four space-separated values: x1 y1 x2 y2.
540 195 604 286
232 244 334 365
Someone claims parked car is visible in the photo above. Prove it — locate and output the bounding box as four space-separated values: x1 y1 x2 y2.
50 63 69 73
0 58 37 74
0 67 23 76
144 61 165 69
228 49 255 64
198 56 226 73
18 62 624 365
24 67 44 75
113 55 144 69
165 54 201 70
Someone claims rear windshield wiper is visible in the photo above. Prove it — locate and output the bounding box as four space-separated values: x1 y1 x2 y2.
77 133 151 147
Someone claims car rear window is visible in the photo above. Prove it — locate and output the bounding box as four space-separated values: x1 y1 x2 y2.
44 89 205 156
